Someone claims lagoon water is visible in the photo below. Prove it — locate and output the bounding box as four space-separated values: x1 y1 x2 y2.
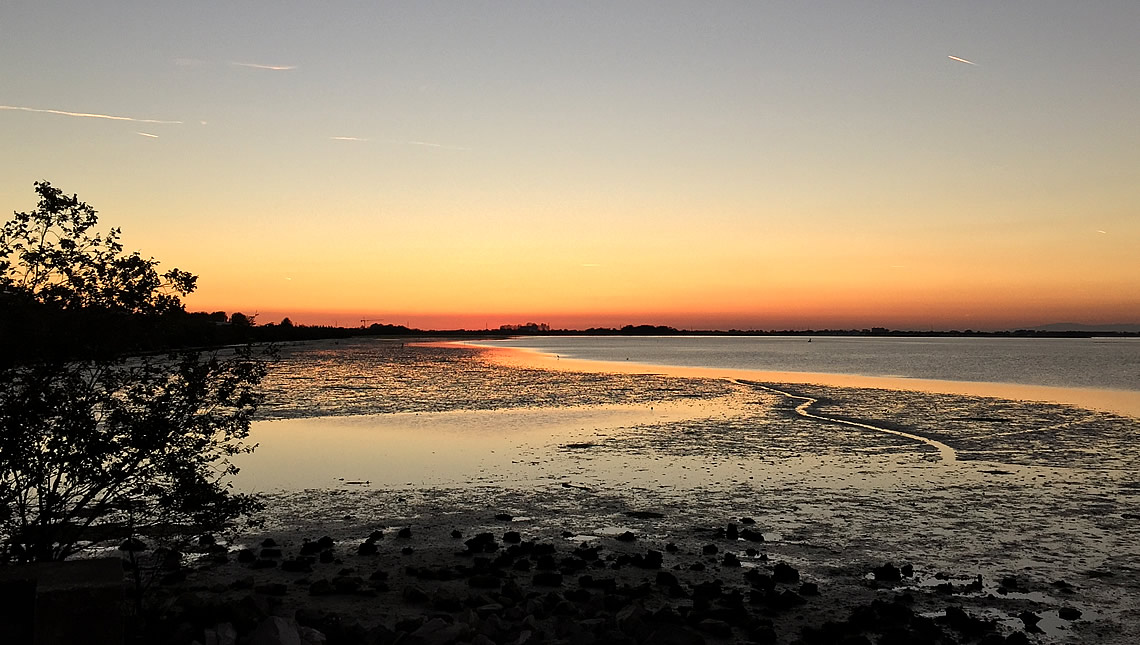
478 336 1140 391
475 336 1140 417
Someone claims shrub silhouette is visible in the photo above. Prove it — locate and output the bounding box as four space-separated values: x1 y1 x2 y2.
0 181 266 562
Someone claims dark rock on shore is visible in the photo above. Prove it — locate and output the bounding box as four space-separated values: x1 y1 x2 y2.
872 562 902 582
740 528 765 542
772 562 799 583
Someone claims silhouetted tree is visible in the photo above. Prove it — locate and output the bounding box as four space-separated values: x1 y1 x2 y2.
229 311 253 327
0 182 266 562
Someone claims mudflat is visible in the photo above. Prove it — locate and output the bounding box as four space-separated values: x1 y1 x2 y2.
137 339 1138 644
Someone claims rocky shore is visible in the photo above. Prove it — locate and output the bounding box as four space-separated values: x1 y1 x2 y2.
141 509 1092 645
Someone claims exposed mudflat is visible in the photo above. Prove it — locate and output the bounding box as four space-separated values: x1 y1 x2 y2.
151 339 1139 644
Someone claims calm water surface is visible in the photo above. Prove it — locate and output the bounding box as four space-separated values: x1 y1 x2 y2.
477 336 1139 391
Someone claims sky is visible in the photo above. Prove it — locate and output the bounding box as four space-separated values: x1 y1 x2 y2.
2 1 1137 330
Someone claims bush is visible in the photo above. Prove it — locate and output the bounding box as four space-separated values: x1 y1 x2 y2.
0 181 266 561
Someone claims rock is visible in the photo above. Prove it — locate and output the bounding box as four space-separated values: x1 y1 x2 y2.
1058 607 1082 620
503 531 522 543
250 559 277 570
495 513 513 521
656 571 680 588
722 553 740 567
261 538 278 548
616 531 637 542
260 548 283 559
726 524 739 540
799 582 819 596
772 562 799 583
615 603 650 637
119 538 147 552
635 550 663 569
575 546 599 561
451 529 463 539
356 542 378 556
316 536 335 550
692 580 723 602
744 569 775 591
702 544 719 555
282 559 313 573
298 542 323 557
565 588 591 603
533 572 564 586
254 583 289 596
397 527 412 539
308 579 334 596
873 563 902 582
466 533 498 553
332 576 364 594
739 529 765 542
747 625 776 644
411 617 469 645
697 619 733 639
297 626 326 645
740 517 756 524
403 586 431 604
468 574 501 589
249 616 302 645
900 564 914 578
940 606 996 639
665 543 679 553
401 547 414 556
1018 611 1042 632
203 622 238 645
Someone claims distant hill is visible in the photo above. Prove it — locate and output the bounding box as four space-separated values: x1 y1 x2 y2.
1027 322 1140 334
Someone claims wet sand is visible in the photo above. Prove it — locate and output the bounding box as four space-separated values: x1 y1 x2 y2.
154 339 1139 644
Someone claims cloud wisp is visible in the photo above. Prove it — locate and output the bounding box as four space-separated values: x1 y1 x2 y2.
948 55 977 66
0 105 182 124
231 62 297 71
406 140 471 151
135 132 159 138
330 136 369 142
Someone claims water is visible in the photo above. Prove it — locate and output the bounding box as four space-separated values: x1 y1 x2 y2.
477 336 1140 392
233 337 1140 642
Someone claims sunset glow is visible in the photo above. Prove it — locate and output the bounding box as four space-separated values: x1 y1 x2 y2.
3 3 1137 330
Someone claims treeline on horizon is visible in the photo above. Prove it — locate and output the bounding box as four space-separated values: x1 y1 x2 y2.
4 301 1136 365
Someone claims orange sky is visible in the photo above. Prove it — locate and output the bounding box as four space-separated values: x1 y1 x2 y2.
3 3 1138 331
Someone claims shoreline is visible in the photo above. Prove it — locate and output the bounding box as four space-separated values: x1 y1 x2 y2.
456 340 1140 419
138 338 1139 643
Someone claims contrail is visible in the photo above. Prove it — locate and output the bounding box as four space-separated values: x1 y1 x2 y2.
135 132 159 138
407 140 470 151
330 136 368 141
231 62 297 71
0 105 182 124
948 55 977 66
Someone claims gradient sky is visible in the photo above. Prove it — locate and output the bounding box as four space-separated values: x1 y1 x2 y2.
2 1 1137 330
